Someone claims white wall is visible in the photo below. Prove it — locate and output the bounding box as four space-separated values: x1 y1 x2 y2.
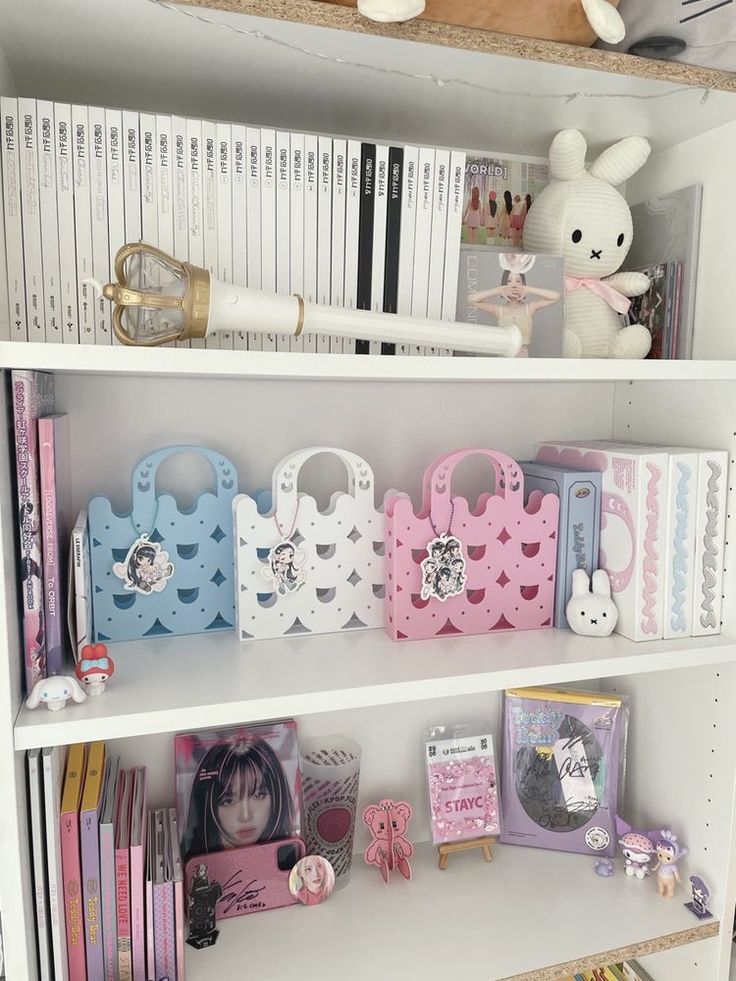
0 41 15 95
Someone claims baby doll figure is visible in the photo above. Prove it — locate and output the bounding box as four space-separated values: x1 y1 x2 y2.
652 830 686 899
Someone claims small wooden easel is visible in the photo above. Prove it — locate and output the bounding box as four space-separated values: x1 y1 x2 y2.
438 835 496 870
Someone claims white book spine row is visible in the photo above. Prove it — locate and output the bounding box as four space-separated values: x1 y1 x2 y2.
1 99 467 356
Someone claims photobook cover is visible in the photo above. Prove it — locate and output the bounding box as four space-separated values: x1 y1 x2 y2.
175 721 302 861
461 154 548 248
456 246 565 357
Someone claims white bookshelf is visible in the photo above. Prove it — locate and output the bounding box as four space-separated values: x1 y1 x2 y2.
3 3 736 981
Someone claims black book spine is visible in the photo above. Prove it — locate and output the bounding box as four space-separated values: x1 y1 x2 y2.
381 146 404 355
356 142 376 354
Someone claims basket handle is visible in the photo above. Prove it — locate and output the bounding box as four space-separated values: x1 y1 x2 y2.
423 449 523 532
130 445 237 535
271 446 375 520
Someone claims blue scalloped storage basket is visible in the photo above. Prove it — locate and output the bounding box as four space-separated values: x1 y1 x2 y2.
88 446 239 642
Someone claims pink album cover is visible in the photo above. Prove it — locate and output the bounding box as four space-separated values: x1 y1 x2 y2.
175 720 302 861
12 369 55 693
38 414 71 678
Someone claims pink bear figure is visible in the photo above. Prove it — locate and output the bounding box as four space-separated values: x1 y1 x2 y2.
363 799 414 884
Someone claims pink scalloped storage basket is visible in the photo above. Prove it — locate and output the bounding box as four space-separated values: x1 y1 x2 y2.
385 449 559 641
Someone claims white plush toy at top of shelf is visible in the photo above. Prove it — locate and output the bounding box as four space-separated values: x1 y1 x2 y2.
25 675 87 712
354 0 626 46
523 129 652 359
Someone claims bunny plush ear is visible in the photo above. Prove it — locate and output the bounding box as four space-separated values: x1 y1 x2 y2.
581 0 625 44
589 137 651 186
549 130 588 182
68 675 88 703
571 568 591 596
592 569 612 598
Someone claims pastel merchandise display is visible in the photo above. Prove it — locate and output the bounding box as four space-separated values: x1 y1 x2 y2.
653 829 687 899
288 856 336 906
88 446 239 642
424 721 500 846
685 876 713 920
536 442 668 642
234 447 384 642
619 826 656 880
501 688 628 858
385 449 559 641
691 450 728 637
565 569 619 638
658 449 700 640
363 799 414 883
523 129 652 359
520 461 601 628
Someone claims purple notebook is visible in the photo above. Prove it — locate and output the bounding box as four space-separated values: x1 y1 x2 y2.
80 743 106 981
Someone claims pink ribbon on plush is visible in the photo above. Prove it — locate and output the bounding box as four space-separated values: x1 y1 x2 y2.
565 276 631 315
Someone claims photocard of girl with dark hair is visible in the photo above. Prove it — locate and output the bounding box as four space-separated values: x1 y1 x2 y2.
176 720 302 860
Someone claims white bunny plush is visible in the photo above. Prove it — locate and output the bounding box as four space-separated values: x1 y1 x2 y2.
523 129 652 359
566 568 619 637
26 674 87 712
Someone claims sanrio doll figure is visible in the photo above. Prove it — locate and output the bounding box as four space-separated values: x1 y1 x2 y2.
26 675 87 712
75 643 115 696
619 830 655 880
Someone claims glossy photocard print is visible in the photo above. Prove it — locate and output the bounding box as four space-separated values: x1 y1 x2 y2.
176 720 302 860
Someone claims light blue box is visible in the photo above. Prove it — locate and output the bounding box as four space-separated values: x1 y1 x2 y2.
521 461 602 629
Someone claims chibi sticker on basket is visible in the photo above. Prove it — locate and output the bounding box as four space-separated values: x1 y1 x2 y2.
112 535 175 594
88 445 239 642
234 447 385 641
386 449 559 641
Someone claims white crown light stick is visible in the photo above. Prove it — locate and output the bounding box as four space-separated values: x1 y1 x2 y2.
102 242 521 356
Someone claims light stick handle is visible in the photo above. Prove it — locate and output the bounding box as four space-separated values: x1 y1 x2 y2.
209 279 521 357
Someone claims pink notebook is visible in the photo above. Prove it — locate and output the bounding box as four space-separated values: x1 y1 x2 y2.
60 744 87 981
38 413 71 677
129 767 147 981
115 769 133 981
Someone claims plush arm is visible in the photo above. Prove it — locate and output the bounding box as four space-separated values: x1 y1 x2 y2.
604 271 650 297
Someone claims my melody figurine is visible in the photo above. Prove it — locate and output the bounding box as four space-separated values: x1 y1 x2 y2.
652 829 687 899
363 799 414 884
26 675 87 712
75 643 115 696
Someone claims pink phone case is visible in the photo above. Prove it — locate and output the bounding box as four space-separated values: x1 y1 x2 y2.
184 838 305 920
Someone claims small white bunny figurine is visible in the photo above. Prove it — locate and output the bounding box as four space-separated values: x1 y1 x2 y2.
356 0 625 43
523 129 652 359
566 568 619 637
26 674 87 712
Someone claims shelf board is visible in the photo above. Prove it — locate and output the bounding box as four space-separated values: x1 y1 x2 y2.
180 0 736 95
3 343 736 383
185 842 719 981
14 627 736 749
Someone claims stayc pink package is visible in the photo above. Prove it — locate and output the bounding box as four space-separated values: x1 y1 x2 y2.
385 449 559 641
425 721 500 845
536 442 668 642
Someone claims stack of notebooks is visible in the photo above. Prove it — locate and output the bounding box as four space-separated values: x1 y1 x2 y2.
27 742 184 981
1 96 468 355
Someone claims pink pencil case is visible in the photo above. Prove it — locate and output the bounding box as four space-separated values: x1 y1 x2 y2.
184 838 305 920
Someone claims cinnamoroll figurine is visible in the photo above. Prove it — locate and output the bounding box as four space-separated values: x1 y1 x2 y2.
26 675 87 712
75 644 115 696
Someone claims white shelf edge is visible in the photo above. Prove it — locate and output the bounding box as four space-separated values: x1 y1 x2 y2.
2 342 736 382
13 630 736 750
